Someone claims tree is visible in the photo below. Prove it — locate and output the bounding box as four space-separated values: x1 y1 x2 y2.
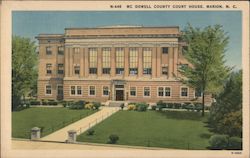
208 70 242 137
179 24 231 116
12 36 37 110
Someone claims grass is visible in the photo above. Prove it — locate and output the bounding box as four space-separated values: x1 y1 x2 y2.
12 107 96 139
77 110 212 149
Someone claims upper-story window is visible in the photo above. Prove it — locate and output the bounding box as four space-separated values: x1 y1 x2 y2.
162 66 168 75
58 46 64 55
162 47 169 54
102 48 111 74
89 48 97 74
57 64 64 74
46 63 52 74
115 48 124 75
129 48 138 75
74 65 80 75
143 48 152 75
46 46 52 55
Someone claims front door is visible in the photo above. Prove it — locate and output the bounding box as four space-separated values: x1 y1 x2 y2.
116 90 124 101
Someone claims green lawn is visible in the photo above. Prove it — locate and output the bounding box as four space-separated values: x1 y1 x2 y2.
77 110 212 149
12 107 96 139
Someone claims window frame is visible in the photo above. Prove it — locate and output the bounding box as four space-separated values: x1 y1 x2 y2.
57 84 63 96
45 84 52 96
102 86 109 96
162 47 169 54
129 86 137 97
46 46 52 55
89 86 96 96
46 63 52 75
57 63 64 75
70 85 82 96
58 46 64 55
143 86 151 97
180 86 189 98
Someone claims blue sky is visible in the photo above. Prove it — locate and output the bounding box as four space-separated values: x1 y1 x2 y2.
12 11 242 69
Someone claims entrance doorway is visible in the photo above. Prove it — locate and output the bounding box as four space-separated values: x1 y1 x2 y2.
116 90 124 101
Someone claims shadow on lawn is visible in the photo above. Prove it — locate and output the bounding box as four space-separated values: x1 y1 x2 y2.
158 111 205 121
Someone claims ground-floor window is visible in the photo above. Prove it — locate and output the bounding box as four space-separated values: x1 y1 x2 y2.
158 87 171 97
70 86 82 96
45 85 52 95
57 85 63 95
181 87 188 97
102 68 111 74
195 88 202 97
103 86 109 96
144 87 150 97
89 86 96 96
130 87 136 96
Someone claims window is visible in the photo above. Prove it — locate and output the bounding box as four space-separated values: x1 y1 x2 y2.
103 86 109 96
162 47 169 54
58 46 64 55
77 86 82 95
46 63 52 74
46 46 52 55
116 48 124 74
144 87 150 97
143 48 152 75
165 87 171 96
89 48 97 74
57 64 64 74
130 87 136 96
45 85 52 95
102 68 111 74
57 85 63 95
102 48 111 74
158 87 171 97
162 66 168 75
195 88 202 97
181 87 188 97
71 86 76 95
129 48 138 75
70 86 82 96
74 66 80 75
89 86 96 96
158 87 164 96
89 68 97 74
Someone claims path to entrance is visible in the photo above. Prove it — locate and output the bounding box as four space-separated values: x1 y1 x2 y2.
40 107 120 142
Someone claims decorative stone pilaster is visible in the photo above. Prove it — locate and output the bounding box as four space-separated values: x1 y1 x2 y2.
67 130 77 143
30 127 41 140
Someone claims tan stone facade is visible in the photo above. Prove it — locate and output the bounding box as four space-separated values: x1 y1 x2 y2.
36 26 212 104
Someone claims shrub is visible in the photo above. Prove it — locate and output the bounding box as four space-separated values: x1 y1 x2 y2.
186 104 195 111
85 103 94 110
127 104 136 111
42 99 48 105
69 101 84 109
181 103 189 109
156 100 166 110
30 100 41 105
227 137 242 150
93 102 101 110
120 103 124 110
135 103 148 112
166 103 173 109
194 103 202 112
151 105 156 110
209 135 229 150
108 134 119 144
48 101 58 105
86 129 95 136
173 103 181 109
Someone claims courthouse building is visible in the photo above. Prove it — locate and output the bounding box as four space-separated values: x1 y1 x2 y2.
36 26 211 104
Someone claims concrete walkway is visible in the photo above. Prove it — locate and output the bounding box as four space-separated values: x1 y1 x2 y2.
40 107 119 142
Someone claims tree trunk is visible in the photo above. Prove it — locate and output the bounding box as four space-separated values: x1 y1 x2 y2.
202 91 205 117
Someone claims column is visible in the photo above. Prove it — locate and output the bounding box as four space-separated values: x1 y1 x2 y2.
97 47 102 77
69 48 73 77
156 47 161 78
84 47 89 77
138 47 143 78
173 47 178 77
124 47 129 77
110 47 116 77
80 47 84 77
64 47 69 77
152 47 157 78
168 47 174 78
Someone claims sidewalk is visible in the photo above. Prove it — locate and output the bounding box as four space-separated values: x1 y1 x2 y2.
40 107 119 142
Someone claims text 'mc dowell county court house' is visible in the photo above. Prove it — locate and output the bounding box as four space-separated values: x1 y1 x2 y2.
36 26 212 105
